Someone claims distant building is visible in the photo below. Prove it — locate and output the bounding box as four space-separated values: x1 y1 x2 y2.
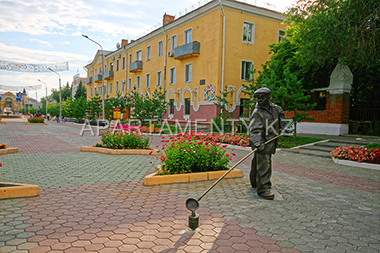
0 90 28 112
72 73 87 100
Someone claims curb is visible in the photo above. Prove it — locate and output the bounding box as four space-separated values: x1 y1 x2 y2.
80 146 160 155
332 157 380 171
290 139 329 150
143 168 243 186
0 121 6 124
23 122 47 125
0 182 39 199
0 147 18 155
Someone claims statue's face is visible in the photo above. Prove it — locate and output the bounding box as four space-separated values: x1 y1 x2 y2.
256 94 270 107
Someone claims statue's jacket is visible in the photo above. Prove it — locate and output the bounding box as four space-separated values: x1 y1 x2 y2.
249 102 285 154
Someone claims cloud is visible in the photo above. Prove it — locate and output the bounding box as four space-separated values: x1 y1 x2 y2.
29 39 53 47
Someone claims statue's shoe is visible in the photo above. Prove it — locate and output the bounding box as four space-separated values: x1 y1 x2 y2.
258 190 274 200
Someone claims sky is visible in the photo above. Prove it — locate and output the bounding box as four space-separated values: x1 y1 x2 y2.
0 0 295 101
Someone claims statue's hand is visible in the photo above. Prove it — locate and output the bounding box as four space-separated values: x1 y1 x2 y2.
254 142 265 152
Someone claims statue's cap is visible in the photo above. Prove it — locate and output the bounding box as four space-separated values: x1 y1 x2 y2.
253 87 272 97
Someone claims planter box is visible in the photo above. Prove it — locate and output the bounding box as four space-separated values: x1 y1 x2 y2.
144 168 243 186
0 147 18 155
80 146 159 155
23 122 46 125
0 182 39 199
332 157 380 171
0 121 6 124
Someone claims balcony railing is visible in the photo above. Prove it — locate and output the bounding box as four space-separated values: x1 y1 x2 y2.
86 77 92 84
104 70 114 80
129 61 143 72
174 41 200 60
94 74 102 83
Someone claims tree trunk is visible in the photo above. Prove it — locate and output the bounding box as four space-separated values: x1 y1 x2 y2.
293 121 297 141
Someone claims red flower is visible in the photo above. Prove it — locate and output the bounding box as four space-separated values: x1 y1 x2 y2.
0 163 2 167
225 154 229 157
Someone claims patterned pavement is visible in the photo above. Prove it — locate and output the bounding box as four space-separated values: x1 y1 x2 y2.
0 120 379 253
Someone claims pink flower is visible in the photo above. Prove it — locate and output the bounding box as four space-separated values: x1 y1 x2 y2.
229 158 232 161
205 147 210 151
232 152 236 156
189 142 193 144
149 151 153 155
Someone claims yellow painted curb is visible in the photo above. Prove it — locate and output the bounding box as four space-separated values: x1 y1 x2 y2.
23 122 47 125
0 182 39 199
143 168 243 186
80 146 159 155
0 147 18 155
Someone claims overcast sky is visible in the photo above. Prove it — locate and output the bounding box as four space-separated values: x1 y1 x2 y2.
0 0 294 100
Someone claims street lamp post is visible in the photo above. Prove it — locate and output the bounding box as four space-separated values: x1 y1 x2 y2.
38 79 48 116
82 34 105 120
29 86 37 112
48 68 62 120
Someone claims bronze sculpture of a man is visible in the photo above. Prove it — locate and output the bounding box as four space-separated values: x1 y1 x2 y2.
249 87 285 200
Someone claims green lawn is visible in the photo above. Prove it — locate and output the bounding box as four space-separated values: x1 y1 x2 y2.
278 136 323 148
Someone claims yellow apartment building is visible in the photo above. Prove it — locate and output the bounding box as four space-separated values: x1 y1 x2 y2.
84 0 287 123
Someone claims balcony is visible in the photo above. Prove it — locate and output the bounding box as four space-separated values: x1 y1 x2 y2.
104 70 114 80
86 77 92 84
174 41 200 60
129 61 143 72
94 74 102 83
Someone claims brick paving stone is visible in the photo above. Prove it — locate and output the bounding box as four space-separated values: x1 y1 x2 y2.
1 123 379 253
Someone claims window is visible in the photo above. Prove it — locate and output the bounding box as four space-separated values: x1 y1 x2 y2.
170 35 177 50
136 76 141 90
146 73 150 88
110 62 114 71
243 21 255 44
136 50 142 61
146 46 151 61
116 60 119 71
103 84 107 95
129 54 132 64
95 69 97 76
90 86 93 97
104 64 107 72
122 57 125 69
94 87 97 95
184 29 192 44
157 71 162 87
90 70 93 77
158 41 163 57
241 60 253 81
169 67 176 85
185 63 192 83
116 81 119 93
184 98 190 115
128 78 132 91
278 29 286 42
169 99 174 114
122 81 125 92
109 83 113 94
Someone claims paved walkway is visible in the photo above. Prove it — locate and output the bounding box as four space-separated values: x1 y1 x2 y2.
1 121 379 253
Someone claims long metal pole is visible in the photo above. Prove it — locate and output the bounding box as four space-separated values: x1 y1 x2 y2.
82 34 105 120
38 79 48 116
197 134 282 202
48 68 62 119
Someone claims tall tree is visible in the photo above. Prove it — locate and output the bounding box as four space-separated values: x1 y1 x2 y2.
72 97 87 119
74 81 87 100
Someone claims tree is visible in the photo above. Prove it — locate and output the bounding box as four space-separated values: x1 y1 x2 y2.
61 97 73 118
127 87 168 123
72 97 87 119
104 93 128 121
86 94 102 120
74 81 87 100
213 87 234 133
286 0 380 71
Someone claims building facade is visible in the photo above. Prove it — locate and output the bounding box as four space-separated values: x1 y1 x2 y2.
0 91 28 112
85 0 287 123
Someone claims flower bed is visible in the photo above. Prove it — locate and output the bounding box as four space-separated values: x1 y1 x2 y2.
152 132 236 175
95 129 153 150
28 116 45 123
0 143 18 155
0 143 6 149
330 145 380 164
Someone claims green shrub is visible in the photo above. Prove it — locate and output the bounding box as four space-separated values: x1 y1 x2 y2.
365 143 380 150
28 117 45 123
98 130 152 150
155 133 234 175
